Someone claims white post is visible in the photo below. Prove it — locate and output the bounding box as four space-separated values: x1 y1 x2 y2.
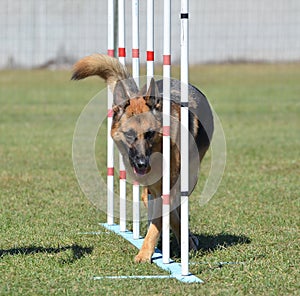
162 0 171 264
132 0 140 240
146 0 154 226
107 0 115 226
118 0 127 232
146 0 154 88
180 0 190 276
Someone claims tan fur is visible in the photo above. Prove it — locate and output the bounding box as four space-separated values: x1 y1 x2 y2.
71 54 129 93
125 97 151 116
135 217 162 263
141 187 148 207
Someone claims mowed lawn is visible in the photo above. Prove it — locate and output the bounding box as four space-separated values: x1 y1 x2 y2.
0 64 299 295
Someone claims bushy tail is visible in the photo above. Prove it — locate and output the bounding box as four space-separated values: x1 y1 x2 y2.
71 54 130 91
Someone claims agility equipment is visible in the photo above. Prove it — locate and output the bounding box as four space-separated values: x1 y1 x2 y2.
102 0 202 283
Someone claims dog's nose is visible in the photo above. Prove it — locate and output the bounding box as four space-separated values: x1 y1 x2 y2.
135 155 148 169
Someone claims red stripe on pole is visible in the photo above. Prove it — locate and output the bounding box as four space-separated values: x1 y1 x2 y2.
107 49 115 57
118 47 126 57
162 194 170 205
119 170 126 180
107 109 113 118
107 167 114 176
163 126 170 136
147 51 154 61
163 54 171 65
132 48 139 58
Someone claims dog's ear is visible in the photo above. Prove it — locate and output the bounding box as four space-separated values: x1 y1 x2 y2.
113 80 130 107
112 80 130 119
145 78 161 111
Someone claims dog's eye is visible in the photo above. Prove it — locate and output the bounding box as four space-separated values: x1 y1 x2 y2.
124 130 137 143
145 130 155 140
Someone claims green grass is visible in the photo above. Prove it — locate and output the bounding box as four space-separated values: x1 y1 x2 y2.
0 64 299 295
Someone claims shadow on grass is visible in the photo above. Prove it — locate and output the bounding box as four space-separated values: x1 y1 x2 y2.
0 244 93 263
195 233 251 253
160 232 251 258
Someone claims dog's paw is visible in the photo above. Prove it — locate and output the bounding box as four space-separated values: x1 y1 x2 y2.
189 233 199 252
134 250 152 263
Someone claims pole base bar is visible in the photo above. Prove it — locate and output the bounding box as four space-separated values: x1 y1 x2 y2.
98 223 203 284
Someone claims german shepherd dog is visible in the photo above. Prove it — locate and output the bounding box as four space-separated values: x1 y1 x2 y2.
72 54 213 263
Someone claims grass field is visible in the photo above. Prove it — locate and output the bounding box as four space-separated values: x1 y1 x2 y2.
0 63 299 295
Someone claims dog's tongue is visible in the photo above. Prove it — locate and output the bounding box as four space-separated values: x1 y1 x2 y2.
134 167 147 176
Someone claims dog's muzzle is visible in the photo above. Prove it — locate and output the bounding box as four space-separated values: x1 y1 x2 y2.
132 154 150 176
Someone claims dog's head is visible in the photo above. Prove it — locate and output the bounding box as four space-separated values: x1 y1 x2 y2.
111 78 163 180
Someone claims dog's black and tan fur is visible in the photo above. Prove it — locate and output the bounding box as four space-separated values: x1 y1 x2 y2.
72 54 214 263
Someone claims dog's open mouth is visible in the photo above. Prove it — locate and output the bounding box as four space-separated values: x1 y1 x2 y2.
133 166 149 176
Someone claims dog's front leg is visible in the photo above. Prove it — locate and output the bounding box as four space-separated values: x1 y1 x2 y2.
141 187 148 208
135 197 162 263
134 217 162 263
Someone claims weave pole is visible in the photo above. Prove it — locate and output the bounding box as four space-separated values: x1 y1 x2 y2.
180 0 190 276
146 0 154 225
146 0 154 87
99 0 203 284
132 0 140 240
162 0 171 264
107 0 115 226
118 0 127 232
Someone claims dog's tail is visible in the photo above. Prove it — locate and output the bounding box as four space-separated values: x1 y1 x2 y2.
71 54 130 91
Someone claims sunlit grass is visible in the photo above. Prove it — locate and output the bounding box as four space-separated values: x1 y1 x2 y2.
0 64 299 295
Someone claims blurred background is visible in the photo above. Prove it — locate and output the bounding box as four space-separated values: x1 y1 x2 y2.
1 0 300 69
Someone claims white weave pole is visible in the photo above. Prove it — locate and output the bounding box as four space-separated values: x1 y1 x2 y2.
146 0 154 88
180 0 190 276
118 0 127 232
132 0 140 240
162 0 171 264
146 0 154 226
107 0 115 226
132 0 140 87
